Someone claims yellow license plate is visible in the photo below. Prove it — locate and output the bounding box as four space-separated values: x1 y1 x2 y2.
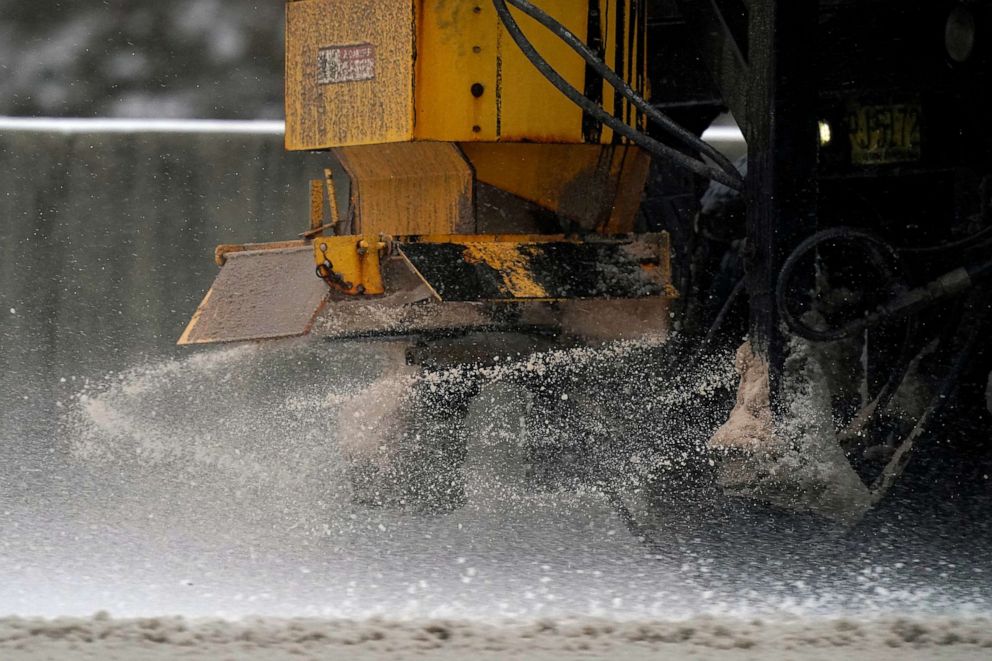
848 103 922 165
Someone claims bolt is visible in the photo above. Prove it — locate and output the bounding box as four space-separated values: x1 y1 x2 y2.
471 83 485 98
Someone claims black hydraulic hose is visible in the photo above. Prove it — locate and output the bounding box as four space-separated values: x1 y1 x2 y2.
897 224 992 255
968 254 992 280
844 261 989 336
501 0 743 187
491 0 744 191
776 228 903 342
778 227 992 342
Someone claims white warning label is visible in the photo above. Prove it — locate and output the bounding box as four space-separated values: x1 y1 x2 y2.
317 43 376 85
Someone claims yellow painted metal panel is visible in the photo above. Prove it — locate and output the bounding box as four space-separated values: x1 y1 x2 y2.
602 3 618 144
496 0 589 142
285 0 647 148
602 148 651 234
333 142 475 236
415 0 597 143
415 1 501 141
460 143 650 232
285 0 415 150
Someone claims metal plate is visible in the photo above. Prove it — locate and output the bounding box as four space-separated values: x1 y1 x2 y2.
317 43 376 85
285 0 645 148
460 143 650 232
397 235 671 301
848 103 922 165
178 246 328 345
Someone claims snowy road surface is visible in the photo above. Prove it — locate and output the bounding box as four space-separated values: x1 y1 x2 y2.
2 342 991 659
1 125 990 659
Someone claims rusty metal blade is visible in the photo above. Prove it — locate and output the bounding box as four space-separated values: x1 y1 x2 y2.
178 246 328 345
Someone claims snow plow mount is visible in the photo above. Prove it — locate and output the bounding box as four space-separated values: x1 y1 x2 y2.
177 232 674 346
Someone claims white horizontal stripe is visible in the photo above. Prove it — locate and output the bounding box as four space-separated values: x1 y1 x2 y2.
0 117 286 135
702 125 745 142
0 116 746 144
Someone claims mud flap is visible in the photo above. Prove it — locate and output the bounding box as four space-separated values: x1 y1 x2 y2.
178 246 328 345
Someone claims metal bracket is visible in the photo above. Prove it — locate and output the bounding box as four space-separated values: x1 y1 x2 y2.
314 235 389 295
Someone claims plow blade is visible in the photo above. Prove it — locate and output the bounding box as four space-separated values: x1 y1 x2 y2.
178 245 328 345
396 234 672 302
179 233 674 345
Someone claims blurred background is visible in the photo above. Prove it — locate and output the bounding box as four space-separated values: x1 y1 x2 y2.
0 2 313 442
0 0 284 118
